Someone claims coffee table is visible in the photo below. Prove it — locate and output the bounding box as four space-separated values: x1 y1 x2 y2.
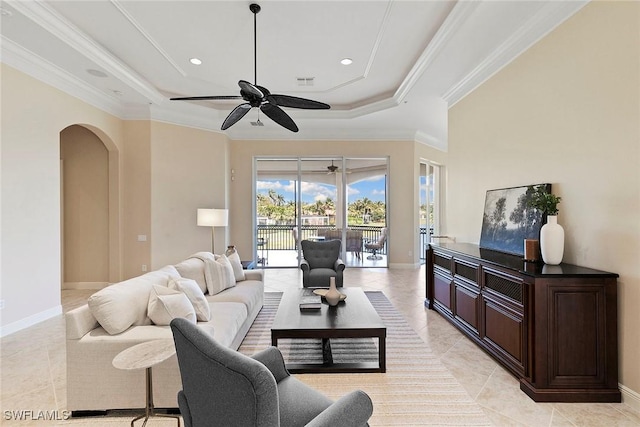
271 288 386 373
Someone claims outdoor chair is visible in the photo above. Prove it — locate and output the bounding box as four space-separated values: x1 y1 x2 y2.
364 228 387 260
300 239 345 287
170 318 373 427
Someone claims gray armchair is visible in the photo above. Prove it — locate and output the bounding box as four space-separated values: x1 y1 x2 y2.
170 318 373 427
300 239 345 288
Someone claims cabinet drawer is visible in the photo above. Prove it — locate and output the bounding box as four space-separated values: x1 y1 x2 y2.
454 259 479 287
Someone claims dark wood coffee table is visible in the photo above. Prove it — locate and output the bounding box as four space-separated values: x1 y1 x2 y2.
271 288 386 373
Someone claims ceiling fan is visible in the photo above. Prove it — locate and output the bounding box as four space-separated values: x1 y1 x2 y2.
170 3 330 132
327 160 339 174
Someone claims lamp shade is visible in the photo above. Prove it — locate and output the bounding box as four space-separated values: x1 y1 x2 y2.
197 209 228 227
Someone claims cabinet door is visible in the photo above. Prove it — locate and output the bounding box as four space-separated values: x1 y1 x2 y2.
482 295 525 375
433 271 453 314
454 283 480 335
481 268 526 376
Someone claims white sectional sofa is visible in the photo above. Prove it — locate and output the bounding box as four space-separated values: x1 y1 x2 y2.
65 252 264 413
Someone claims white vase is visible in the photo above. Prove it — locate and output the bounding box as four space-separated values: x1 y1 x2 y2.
540 215 564 265
325 277 341 306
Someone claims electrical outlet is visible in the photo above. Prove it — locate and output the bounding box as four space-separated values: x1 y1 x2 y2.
141 265 147 272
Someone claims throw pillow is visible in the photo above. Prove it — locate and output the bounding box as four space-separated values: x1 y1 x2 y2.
147 284 196 325
169 278 211 322
206 254 236 295
227 250 246 282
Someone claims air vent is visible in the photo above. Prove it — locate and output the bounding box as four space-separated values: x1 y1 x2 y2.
296 77 315 87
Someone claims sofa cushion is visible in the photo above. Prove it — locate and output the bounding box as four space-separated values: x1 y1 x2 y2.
207 255 236 295
206 280 263 317
88 269 177 335
203 302 248 348
174 258 207 294
169 278 211 321
148 285 196 326
227 250 246 282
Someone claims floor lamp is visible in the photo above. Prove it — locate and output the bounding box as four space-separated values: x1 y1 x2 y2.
197 208 228 253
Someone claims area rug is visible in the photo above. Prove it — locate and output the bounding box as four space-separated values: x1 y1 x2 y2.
239 292 492 426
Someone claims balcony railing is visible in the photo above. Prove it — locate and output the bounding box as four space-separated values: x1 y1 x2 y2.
255 225 432 262
256 225 387 254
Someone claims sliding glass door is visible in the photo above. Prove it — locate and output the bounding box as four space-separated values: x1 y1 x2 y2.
255 157 388 268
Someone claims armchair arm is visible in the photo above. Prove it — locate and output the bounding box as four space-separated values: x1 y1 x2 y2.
334 259 345 272
305 390 373 427
250 346 290 383
300 259 310 272
177 390 193 427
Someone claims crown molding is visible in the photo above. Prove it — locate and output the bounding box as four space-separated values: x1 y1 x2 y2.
442 0 589 107
414 130 447 152
1 35 123 117
9 0 165 105
394 0 481 102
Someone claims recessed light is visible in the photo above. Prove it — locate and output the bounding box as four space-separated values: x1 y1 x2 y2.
340 58 353 66
189 58 202 65
87 69 108 78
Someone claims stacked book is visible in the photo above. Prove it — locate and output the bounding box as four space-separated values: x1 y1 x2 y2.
299 289 322 310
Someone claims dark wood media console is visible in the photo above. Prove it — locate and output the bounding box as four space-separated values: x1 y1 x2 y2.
425 243 620 402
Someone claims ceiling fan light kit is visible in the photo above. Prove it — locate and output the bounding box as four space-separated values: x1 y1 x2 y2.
170 3 330 132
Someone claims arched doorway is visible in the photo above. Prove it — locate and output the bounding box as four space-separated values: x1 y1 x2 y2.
60 125 120 289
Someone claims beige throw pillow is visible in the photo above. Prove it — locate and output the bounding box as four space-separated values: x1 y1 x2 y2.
206 255 236 295
169 278 211 322
227 250 246 282
147 284 196 325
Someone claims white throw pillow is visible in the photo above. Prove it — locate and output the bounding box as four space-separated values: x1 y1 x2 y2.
169 278 211 322
227 250 246 282
147 284 196 326
207 255 236 295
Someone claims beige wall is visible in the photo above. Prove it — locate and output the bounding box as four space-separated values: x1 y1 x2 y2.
122 120 152 279
150 121 229 268
60 125 109 284
448 2 639 400
229 139 442 267
0 64 124 333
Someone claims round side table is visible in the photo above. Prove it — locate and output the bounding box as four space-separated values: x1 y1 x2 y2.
113 339 181 427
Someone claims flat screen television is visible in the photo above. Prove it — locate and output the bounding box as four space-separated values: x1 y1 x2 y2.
479 184 550 257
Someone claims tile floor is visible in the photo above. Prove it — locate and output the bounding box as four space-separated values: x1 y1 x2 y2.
1 266 639 426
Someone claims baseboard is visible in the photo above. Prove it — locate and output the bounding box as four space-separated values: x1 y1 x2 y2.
620 383 640 412
388 262 421 269
0 305 62 337
62 282 109 290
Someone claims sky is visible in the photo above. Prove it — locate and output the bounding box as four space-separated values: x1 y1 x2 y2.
257 175 386 203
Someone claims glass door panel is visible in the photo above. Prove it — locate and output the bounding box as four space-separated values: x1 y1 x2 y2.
300 158 339 250
345 158 388 267
255 158 299 267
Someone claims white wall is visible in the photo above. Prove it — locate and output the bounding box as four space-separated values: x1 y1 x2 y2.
0 64 123 335
447 2 640 402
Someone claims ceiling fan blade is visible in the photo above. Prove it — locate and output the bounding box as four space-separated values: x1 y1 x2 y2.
260 103 299 132
221 103 252 130
170 95 242 101
267 94 330 110
238 80 264 99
